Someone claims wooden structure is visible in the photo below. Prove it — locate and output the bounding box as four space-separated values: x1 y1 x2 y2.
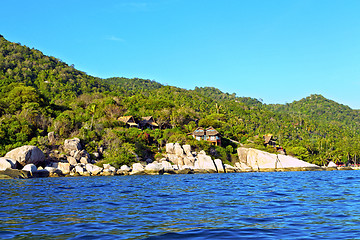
263 134 276 147
118 116 139 128
140 116 159 129
192 126 221 146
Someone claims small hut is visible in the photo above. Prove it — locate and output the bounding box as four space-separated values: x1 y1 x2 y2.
192 126 221 146
263 134 276 147
140 116 159 129
118 116 139 128
192 127 205 141
205 126 221 146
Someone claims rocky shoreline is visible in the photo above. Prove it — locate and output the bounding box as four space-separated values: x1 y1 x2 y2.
0 139 353 179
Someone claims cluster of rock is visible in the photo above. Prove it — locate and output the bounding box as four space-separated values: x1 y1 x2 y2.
161 143 235 173
0 138 130 179
1 139 347 179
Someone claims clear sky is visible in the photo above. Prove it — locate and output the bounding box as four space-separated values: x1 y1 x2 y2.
1 0 360 108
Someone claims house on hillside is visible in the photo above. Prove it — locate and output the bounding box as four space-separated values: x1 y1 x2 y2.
263 134 286 154
192 126 221 146
263 134 276 147
140 116 159 129
118 116 139 128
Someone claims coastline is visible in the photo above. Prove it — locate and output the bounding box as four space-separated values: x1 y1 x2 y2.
0 140 352 180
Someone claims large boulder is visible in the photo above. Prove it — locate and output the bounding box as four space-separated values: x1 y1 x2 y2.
166 154 184 166
80 157 88 165
0 169 31 179
237 147 319 170
235 162 252 172
75 165 85 175
224 164 239 173
85 164 102 175
67 156 77 165
183 156 195 167
131 163 144 175
196 152 217 172
57 162 71 175
64 138 82 152
120 165 131 171
161 161 175 173
214 159 225 173
166 143 175 154
174 143 184 156
5 145 46 167
0 157 16 170
23 164 37 173
144 162 164 175
74 150 91 162
182 145 192 156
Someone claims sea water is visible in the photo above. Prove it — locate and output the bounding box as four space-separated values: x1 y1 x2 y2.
1 170 360 239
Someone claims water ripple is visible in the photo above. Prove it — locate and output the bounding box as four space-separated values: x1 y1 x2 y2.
1 171 360 239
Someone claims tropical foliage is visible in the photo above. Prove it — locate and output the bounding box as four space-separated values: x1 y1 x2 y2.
1 34 360 167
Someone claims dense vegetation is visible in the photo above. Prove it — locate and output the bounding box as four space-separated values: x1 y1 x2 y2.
1 34 360 167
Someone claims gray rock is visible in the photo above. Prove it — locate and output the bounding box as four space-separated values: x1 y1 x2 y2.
235 162 252 171
45 166 57 174
69 150 76 157
5 145 46 167
214 159 225 173
116 169 129 175
179 165 192 170
85 164 102 175
58 162 71 175
166 143 175 154
161 161 173 171
174 143 184 156
0 157 15 170
67 156 77 165
93 152 100 158
183 156 195 166
131 163 144 174
182 145 192 155
64 138 82 152
237 147 319 170
166 154 185 166
23 164 37 173
145 162 164 175
73 151 82 161
196 154 217 172
103 164 111 169
224 164 238 173
120 165 131 171
48 132 56 144
0 169 31 179
80 157 88 165
75 165 84 175
102 169 114 176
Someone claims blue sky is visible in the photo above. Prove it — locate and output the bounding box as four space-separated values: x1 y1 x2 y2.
1 0 360 108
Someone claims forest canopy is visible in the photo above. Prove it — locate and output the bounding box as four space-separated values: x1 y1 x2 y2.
1 34 360 167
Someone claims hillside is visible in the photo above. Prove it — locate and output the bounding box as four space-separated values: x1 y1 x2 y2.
1 34 360 167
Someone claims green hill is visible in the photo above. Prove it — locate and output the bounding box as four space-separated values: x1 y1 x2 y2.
1 34 360 167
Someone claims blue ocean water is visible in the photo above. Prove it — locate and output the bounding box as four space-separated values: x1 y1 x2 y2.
1 170 360 239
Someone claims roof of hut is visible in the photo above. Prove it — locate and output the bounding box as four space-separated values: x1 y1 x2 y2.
263 134 273 144
118 116 138 126
140 116 158 127
118 116 134 123
142 116 154 121
206 126 219 136
193 127 205 136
